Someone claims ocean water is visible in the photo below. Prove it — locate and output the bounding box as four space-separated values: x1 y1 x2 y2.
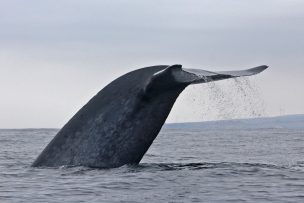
1 127 304 203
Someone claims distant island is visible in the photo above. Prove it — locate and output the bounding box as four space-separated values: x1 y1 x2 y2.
164 114 304 130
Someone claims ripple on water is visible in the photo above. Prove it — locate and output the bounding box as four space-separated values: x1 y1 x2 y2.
1 128 304 202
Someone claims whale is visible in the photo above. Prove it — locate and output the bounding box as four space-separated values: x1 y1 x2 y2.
32 64 268 168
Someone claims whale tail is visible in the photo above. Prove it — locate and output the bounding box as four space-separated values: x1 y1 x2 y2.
151 64 268 86
32 63 268 168
184 65 268 84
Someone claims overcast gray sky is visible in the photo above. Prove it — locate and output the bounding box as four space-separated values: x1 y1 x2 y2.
0 0 303 128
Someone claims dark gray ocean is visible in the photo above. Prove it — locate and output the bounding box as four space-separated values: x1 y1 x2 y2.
1 123 304 202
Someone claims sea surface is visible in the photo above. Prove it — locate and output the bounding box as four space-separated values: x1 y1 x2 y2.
1 125 304 202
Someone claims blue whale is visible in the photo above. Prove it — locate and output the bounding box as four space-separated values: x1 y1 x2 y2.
32 64 268 168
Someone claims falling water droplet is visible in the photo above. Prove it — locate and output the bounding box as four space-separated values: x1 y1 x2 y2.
201 76 266 120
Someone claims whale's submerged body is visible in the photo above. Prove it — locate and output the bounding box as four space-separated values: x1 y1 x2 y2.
32 64 268 168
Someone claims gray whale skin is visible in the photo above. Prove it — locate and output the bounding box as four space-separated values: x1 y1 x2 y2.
32 64 268 168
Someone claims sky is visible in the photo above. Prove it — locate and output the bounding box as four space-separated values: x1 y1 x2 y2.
0 0 303 128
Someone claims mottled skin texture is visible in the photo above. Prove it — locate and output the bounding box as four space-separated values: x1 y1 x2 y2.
32 64 267 168
32 65 187 168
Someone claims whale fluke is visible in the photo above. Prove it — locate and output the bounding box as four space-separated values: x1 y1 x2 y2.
150 65 268 86
32 64 268 168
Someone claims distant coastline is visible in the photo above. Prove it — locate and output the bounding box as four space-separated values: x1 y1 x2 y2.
1 114 303 130
164 114 304 130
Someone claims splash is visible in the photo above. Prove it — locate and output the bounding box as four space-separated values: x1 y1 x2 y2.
202 76 266 120
167 76 266 123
